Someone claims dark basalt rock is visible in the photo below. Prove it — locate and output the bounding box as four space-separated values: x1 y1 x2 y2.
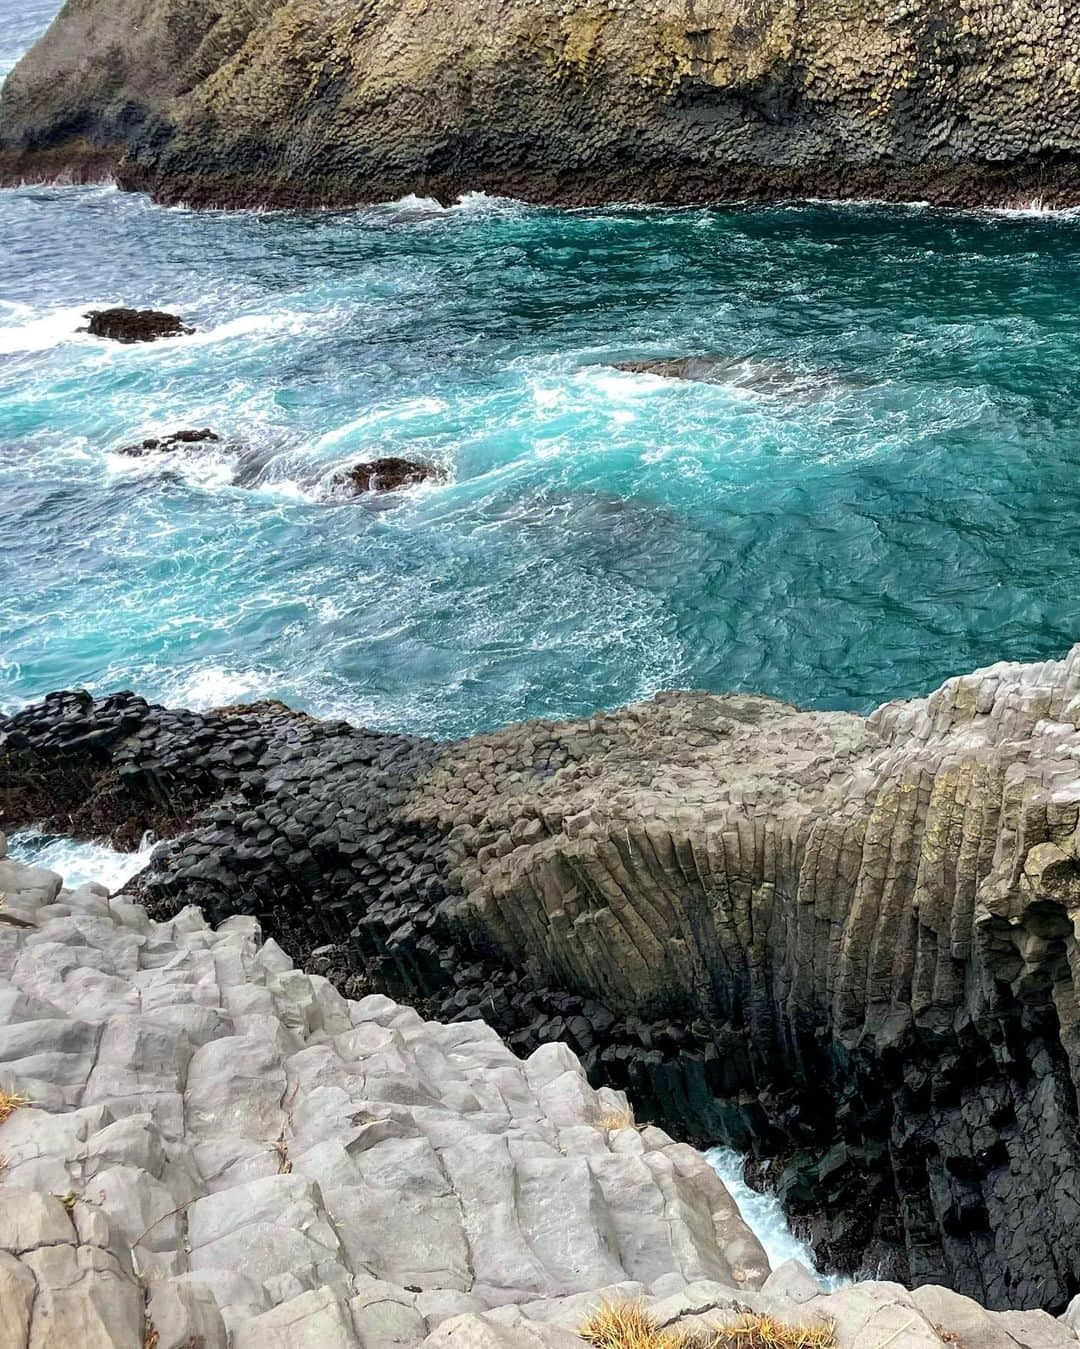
118 428 221 456
81 308 194 343
4 647 1080 1313
331 458 441 495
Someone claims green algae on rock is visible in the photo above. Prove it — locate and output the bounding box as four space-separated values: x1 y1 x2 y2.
3 0 1080 206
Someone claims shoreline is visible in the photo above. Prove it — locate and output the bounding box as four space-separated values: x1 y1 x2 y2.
5 648 1080 1308
6 147 1080 214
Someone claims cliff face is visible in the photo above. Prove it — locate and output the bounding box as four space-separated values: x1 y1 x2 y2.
3 0 1080 206
4 647 1080 1313
7 845 1080 1348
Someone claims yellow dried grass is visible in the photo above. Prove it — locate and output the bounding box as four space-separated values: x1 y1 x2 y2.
594 1109 635 1132
0 1088 29 1127
579 1302 836 1349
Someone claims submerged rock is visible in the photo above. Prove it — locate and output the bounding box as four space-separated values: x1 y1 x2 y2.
81 307 194 343
118 427 221 456
3 0 1080 208
331 457 442 495
609 355 829 396
6 648 1080 1310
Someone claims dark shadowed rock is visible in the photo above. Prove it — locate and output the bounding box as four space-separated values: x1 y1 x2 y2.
118 428 221 456
81 308 194 343
331 457 442 496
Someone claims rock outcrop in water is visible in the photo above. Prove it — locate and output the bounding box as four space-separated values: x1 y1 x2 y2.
3 843 1080 1348
332 458 443 496
118 429 222 456
80 309 194 343
2 0 1080 207
4 647 1080 1312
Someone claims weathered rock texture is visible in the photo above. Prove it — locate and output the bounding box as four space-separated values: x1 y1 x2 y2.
0 842 770 1346
2 845 1079 1349
3 646 1080 1312
2 0 1080 207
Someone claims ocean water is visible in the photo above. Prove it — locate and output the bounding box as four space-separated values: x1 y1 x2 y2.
5 185 1079 737
4 2 1080 737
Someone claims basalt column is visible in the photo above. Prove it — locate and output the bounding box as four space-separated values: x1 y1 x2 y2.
3 648 1080 1309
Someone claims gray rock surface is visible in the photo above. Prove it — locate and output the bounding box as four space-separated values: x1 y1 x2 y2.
3 0 1080 207
0 844 1077 1346
0 844 766 1344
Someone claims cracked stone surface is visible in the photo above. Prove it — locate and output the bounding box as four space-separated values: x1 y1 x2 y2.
0 843 768 1345
0 845 1078 1346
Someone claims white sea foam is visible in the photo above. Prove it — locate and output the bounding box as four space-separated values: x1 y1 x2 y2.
7 829 156 894
706 1147 849 1288
159 663 280 711
451 190 525 214
104 440 240 491
0 303 98 355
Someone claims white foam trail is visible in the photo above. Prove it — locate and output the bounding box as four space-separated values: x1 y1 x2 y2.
7 829 155 894
0 303 97 355
705 1146 848 1288
160 663 279 712
105 442 239 490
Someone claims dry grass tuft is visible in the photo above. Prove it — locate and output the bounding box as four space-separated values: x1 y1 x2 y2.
580 1303 836 1349
144 1320 160 1349
715 1312 836 1348
0 1153 7 1179
0 1087 30 1127
595 1109 636 1133
581 1300 690 1349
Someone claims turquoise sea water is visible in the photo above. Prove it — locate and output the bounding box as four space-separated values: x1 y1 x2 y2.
3 9 1080 743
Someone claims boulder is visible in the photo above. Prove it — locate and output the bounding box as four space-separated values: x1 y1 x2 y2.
80 308 194 343
331 458 442 496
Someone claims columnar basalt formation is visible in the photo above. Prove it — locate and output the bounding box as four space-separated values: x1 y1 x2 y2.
3 0 1080 207
3 646 1080 1312
7 846 1080 1347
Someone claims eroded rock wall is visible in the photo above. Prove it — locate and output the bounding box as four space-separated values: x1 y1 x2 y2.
3 0 1080 205
3 647 1080 1309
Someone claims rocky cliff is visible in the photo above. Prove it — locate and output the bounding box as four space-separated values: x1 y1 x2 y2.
3 843 1080 1348
4 647 1080 1312
2 0 1080 206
